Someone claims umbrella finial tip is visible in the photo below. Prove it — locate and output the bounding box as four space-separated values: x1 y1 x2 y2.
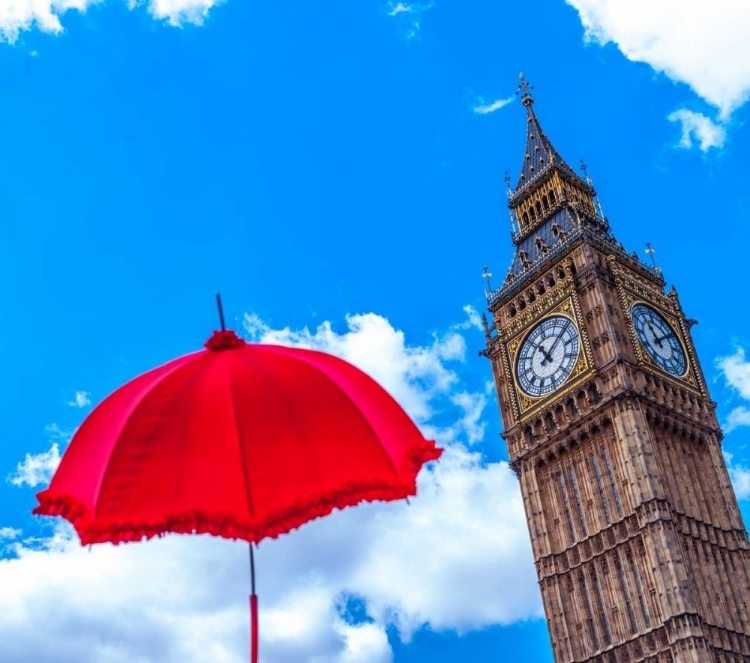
205 329 246 352
215 294 226 331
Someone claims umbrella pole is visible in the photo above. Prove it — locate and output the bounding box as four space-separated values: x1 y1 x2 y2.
249 543 258 663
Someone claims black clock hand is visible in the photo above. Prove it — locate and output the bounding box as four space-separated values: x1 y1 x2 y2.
647 323 664 347
547 336 563 358
651 325 670 346
536 343 553 365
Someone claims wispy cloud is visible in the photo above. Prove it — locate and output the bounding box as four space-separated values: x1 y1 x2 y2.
453 305 483 332
716 347 750 433
45 423 75 443
385 1 434 40
726 406 750 434
67 391 91 409
668 109 727 152
6 424 73 489
7 443 61 488
0 0 222 43
717 347 750 401
387 1 417 16
473 95 515 115
724 452 750 500
0 527 21 540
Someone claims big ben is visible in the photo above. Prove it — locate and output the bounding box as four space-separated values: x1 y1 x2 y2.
485 77 750 662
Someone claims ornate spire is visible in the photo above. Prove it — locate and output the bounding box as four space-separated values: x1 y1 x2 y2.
512 74 579 196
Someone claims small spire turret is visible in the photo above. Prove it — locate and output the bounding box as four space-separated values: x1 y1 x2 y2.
511 74 580 196
505 76 597 242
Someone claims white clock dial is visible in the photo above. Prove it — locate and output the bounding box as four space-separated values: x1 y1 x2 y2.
631 304 687 376
516 316 581 398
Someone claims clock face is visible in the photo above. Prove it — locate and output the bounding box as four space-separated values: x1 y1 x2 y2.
631 303 687 376
516 316 580 398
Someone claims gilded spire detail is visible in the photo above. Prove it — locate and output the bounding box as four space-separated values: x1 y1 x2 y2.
512 74 578 195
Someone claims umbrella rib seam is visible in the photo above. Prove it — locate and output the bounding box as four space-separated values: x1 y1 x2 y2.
267 346 404 482
227 355 257 530
91 352 204 521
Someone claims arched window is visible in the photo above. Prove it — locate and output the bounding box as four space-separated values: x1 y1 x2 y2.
542 195 550 211
549 190 557 205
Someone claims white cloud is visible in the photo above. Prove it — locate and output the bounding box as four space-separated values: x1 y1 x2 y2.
0 0 93 42
2 310 541 662
667 109 727 152
564 0 750 118
717 348 750 434
68 391 91 408
385 1 434 40
450 391 487 443
136 0 221 26
0 0 221 42
473 95 515 115
7 423 72 488
458 305 483 332
7 443 62 488
717 347 750 401
725 406 750 434
724 452 750 501
717 349 750 500
0 527 21 540
386 2 416 16
45 423 75 442
243 312 468 426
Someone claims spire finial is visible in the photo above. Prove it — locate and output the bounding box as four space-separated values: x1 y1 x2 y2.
645 243 659 270
504 171 512 198
517 73 534 106
482 265 494 293
580 159 589 182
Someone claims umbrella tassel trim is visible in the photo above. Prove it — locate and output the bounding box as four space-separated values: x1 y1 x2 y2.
33 438 442 546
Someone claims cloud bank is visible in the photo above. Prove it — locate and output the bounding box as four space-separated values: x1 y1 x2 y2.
564 0 750 151
2 309 541 662
564 0 750 117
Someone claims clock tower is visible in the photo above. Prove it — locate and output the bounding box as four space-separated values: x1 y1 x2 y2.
484 78 750 662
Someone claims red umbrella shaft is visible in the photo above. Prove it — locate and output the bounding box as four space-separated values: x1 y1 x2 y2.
250 543 258 663
250 594 258 663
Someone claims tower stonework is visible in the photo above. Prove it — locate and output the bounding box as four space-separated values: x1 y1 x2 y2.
485 82 750 663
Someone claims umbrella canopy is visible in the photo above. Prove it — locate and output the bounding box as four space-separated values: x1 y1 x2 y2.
34 329 442 546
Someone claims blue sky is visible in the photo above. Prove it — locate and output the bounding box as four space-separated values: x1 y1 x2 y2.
2 1 750 661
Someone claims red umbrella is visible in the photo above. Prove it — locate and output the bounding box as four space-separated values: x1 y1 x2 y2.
34 298 441 663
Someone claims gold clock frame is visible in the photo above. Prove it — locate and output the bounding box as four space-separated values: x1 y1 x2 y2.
609 257 705 396
502 293 595 422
